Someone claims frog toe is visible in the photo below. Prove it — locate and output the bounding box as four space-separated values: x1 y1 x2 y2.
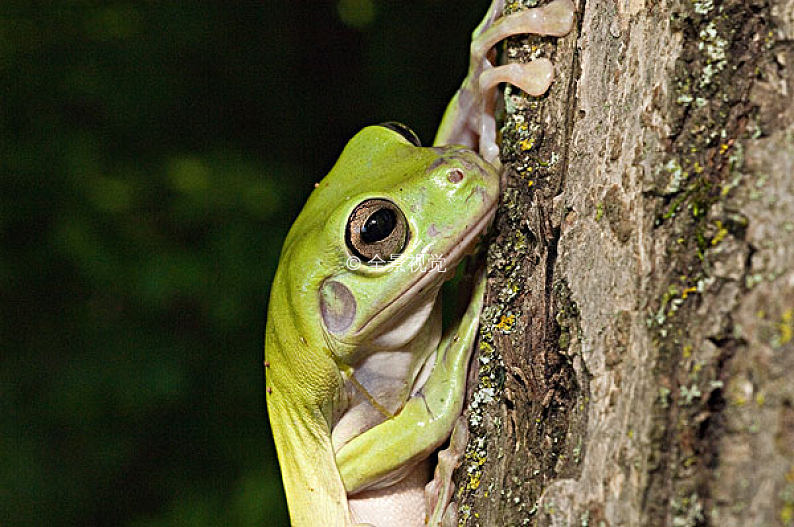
479 58 555 98
424 418 469 526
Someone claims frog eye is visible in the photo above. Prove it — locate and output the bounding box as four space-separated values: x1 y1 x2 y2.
377 122 421 147
346 199 409 265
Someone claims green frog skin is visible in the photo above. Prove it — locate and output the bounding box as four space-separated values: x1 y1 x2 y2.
264 1 574 525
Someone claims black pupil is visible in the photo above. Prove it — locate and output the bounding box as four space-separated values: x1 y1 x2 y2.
361 208 397 244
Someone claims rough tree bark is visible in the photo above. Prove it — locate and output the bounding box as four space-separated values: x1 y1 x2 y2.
454 0 794 525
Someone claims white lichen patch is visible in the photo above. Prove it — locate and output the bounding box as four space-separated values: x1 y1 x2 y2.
693 0 714 15
663 158 686 193
462 302 506 500
697 20 728 88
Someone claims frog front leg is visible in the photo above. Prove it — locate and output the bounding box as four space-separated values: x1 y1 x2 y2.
434 0 575 165
334 269 486 525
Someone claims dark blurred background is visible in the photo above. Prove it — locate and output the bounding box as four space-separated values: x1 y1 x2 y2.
0 0 489 525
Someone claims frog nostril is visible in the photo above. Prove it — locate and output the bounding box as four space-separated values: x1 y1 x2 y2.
447 169 464 184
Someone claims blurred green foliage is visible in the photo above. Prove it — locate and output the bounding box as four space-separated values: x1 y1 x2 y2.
0 0 487 525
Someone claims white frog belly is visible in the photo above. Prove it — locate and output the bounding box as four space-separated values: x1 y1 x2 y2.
348 459 431 527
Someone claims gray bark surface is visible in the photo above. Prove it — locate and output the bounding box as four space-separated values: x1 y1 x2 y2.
455 1 794 525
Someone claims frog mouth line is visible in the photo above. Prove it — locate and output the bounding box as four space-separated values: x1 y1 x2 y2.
353 202 497 339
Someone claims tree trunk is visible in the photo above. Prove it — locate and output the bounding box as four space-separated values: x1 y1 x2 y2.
454 0 794 525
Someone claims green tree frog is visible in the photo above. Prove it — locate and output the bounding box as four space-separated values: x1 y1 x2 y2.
264 1 574 525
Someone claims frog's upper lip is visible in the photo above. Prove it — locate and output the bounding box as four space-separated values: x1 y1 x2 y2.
353 202 497 339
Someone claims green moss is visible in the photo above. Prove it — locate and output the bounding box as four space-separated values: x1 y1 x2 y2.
595 202 604 221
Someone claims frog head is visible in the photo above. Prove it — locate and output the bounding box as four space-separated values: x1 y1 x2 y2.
274 123 498 367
